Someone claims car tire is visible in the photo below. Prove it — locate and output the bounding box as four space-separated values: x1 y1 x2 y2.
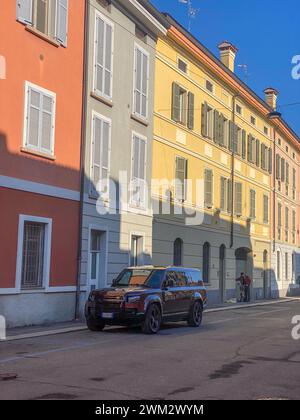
142 303 162 334
86 318 105 332
187 300 203 327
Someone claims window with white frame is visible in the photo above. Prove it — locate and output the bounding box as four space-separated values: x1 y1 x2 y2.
130 235 144 266
90 230 101 284
91 113 111 198
16 0 68 46
23 82 56 156
133 44 149 120
131 134 147 208
18 216 52 290
94 11 114 99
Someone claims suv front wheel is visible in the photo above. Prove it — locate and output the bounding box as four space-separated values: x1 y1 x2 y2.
187 300 203 327
86 318 105 332
142 303 162 334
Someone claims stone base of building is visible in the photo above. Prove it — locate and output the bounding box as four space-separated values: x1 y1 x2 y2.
0 292 77 328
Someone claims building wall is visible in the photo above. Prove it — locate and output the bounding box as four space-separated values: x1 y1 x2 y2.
79 0 163 308
152 35 273 303
0 1 85 327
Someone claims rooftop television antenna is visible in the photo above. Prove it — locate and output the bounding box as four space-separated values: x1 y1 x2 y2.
179 0 199 32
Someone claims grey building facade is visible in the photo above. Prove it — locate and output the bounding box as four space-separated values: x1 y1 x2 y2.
79 0 168 310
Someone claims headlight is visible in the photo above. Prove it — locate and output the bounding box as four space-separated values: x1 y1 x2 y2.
126 295 141 303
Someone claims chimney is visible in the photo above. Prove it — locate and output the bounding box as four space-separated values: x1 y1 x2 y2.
218 41 238 72
264 87 278 110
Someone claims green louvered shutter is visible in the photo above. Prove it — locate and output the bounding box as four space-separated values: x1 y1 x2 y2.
172 83 181 122
187 92 194 130
242 130 246 159
201 102 208 137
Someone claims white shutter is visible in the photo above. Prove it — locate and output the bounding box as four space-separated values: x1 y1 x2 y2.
134 46 149 119
25 84 55 154
94 13 113 99
91 115 111 196
56 0 68 46
234 183 242 216
131 135 147 207
40 94 54 153
16 0 33 25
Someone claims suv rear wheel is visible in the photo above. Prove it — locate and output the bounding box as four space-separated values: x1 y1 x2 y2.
187 300 203 327
142 303 162 334
86 318 105 332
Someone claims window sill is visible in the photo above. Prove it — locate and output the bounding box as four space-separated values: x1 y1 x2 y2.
131 113 149 127
90 92 113 107
25 25 60 48
21 147 56 161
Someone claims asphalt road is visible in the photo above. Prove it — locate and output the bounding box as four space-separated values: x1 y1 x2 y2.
0 301 300 400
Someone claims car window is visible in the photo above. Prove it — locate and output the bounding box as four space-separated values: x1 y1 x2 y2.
177 271 188 286
188 270 201 285
146 270 165 289
163 271 177 288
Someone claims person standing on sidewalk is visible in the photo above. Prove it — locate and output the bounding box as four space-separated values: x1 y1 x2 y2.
236 273 245 302
243 274 252 302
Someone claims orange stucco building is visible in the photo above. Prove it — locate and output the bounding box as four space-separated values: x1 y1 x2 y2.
0 0 85 326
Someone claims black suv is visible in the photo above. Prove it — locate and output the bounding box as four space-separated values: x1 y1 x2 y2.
85 266 207 334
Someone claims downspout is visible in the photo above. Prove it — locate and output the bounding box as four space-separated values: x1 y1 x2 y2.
230 94 238 248
272 125 276 254
75 0 89 320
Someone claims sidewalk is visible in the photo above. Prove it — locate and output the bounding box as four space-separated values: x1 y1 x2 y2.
3 297 299 342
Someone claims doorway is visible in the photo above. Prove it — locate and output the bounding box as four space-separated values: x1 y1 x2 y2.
235 247 253 300
263 250 269 299
219 245 226 302
89 229 107 290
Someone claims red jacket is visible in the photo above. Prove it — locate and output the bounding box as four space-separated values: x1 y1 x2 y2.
243 276 251 286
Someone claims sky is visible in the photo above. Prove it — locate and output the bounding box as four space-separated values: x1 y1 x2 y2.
150 0 300 136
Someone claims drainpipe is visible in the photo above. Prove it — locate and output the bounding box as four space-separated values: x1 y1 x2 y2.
75 0 89 320
272 125 277 254
230 94 238 248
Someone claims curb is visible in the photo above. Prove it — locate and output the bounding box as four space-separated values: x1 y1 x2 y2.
205 297 300 313
2 298 299 342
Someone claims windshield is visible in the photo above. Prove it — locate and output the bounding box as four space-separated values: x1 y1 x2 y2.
114 269 165 288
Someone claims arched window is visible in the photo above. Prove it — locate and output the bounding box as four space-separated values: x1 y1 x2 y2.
173 238 183 266
203 242 210 283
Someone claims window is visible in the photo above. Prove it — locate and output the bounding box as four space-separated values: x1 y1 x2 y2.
236 104 242 115
178 58 187 73
201 102 213 139
133 44 149 119
175 156 188 202
278 138 281 146
263 195 269 224
285 207 289 242
94 11 114 99
261 144 268 171
250 116 256 126
90 230 101 284
204 169 213 208
264 126 269 135
17 216 52 291
278 202 282 240
286 146 289 153
131 134 147 208
292 210 296 244
293 168 296 200
173 238 183 266
172 83 194 129
91 113 111 197
16 0 68 46
247 134 256 163
203 242 210 283
23 82 56 156
234 182 242 216
130 235 144 266
277 251 281 280
249 189 256 219
206 80 214 93
275 154 281 180
220 177 228 212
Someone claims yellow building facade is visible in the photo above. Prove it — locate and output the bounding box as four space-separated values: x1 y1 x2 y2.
152 16 275 303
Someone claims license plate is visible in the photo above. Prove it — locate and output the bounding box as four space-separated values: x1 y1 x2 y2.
102 312 114 319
